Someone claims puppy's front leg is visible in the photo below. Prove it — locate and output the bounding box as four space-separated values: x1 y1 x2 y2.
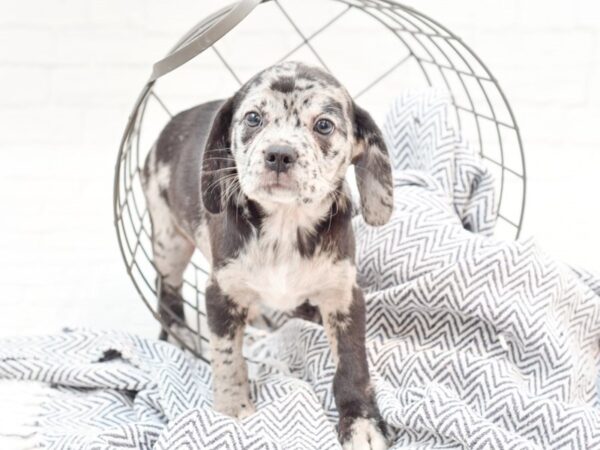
322 287 388 450
205 281 255 419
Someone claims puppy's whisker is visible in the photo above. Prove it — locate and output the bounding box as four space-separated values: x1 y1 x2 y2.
202 161 236 168
204 179 239 201
203 160 236 166
205 147 232 153
232 186 245 224
203 162 236 168
325 189 341 233
205 175 239 193
205 172 238 182
203 167 237 175
213 177 239 230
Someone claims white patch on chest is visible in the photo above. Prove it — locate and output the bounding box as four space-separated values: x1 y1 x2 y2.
215 203 355 312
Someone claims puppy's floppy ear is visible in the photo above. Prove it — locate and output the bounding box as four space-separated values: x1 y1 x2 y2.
201 98 236 214
351 103 394 226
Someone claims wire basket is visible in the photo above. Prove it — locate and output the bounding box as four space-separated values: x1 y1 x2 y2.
114 0 527 359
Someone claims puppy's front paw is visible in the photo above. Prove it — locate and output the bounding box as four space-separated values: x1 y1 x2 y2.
235 400 256 420
214 392 256 420
340 417 388 450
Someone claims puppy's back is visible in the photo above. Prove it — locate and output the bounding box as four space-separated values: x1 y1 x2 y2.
143 99 226 235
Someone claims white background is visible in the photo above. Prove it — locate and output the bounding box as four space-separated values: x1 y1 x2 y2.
0 0 598 340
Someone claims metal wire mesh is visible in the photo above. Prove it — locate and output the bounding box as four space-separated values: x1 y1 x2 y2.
114 0 527 359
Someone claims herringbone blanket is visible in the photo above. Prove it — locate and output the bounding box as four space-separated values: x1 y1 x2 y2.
2 91 600 449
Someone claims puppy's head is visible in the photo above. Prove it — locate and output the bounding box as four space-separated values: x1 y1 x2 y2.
201 61 393 226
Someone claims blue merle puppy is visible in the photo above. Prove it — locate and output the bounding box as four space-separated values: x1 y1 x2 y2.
142 61 393 449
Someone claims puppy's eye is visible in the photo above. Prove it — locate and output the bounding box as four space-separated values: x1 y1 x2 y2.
314 118 334 135
244 111 262 127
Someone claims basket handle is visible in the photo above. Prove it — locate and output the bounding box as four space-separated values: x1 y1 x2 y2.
149 0 266 82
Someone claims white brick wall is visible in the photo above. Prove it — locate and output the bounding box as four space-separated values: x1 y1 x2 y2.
0 0 598 339
416 0 600 276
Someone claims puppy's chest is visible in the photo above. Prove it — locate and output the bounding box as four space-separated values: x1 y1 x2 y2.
215 234 354 311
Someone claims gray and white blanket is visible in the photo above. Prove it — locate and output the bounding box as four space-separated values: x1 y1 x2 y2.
2 91 600 449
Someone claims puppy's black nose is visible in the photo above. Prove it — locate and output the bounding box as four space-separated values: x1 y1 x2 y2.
264 145 297 173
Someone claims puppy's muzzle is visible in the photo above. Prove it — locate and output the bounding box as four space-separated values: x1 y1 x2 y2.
264 145 297 174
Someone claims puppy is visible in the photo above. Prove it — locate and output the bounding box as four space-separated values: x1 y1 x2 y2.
142 61 393 449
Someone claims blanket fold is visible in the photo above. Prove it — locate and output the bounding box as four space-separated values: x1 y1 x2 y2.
2 90 599 449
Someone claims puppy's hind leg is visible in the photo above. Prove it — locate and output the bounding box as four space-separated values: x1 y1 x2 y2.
142 156 195 342
152 222 195 342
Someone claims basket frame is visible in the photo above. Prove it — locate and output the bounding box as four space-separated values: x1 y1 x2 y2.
114 0 527 359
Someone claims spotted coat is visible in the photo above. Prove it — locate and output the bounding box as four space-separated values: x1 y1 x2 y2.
141 61 393 450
